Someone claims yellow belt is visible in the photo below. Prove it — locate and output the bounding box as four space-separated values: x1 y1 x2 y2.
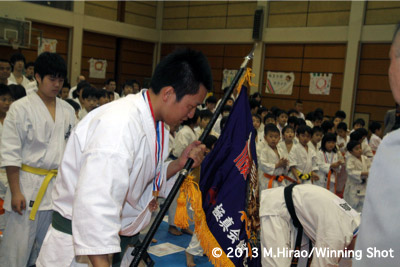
21 164 57 221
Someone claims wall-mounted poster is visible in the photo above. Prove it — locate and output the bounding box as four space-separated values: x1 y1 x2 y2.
38 38 57 55
265 71 294 95
309 73 332 95
222 69 238 90
89 58 107 79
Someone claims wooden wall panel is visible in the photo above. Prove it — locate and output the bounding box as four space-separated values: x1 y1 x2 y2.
365 1 400 25
81 31 117 90
262 43 346 117
161 43 253 99
117 38 154 91
355 43 394 126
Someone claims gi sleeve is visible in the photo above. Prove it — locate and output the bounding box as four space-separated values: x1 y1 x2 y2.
346 158 363 184
259 149 276 175
317 151 330 175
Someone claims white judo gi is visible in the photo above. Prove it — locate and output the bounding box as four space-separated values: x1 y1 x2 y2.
258 140 288 190
0 122 7 231
336 135 349 156
316 151 343 193
288 143 318 184
36 91 176 267
368 133 381 153
353 129 400 266
260 184 360 267
344 154 371 212
0 93 76 267
277 141 293 159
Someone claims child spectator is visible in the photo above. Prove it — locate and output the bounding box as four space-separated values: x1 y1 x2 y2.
311 112 323 127
264 113 276 125
8 53 30 89
288 125 319 184
195 109 217 138
58 80 70 100
72 80 90 108
97 89 110 106
350 128 373 158
336 122 349 156
278 125 296 158
368 121 382 154
252 114 263 143
204 95 217 112
276 109 288 137
122 80 134 97
258 124 290 190
131 79 141 94
309 126 323 153
78 86 99 120
0 52 76 266
64 99 81 120
25 61 35 82
344 140 371 212
104 78 119 100
0 84 12 232
288 109 299 118
321 120 335 135
294 99 305 119
316 133 344 193
351 118 365 133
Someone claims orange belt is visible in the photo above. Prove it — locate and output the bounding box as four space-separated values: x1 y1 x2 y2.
264 173 298 189
326 169 337 194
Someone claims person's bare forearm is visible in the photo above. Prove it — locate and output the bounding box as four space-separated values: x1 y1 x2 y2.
167 159 184 179
88 254 110 267
6 166 21 194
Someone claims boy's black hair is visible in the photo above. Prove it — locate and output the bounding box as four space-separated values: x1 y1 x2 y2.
34 52 67 80
62 81 71 89
97 89 109 98
199 109 213 120
204 135 218 150
150 49 212 102
288 109 299 116
337 122 348 131
264 123 280 136
10 53 26 66
226 97 234 104
305 111 314 121
222 105 232 113
312 113 323 122
321 133 338 153
287 116 298 126
105 78 116 85
73 81 91 99
297 124 312 135
297 118 306 126
335 110 346 120
295 99 303 105
269 106 279 117
132 79 141 88
107 91 114 98
276 109 288 118
353 118 365 127
249 99 260 110
25 61 34 69
282 125 294 135
0 84 12 97
347 140 361 152
8 84 26 100
350 128 368 141
81 86 99 100
64 98 81 111
205 95 217 104
264 113 276 124
369 121 382 134
123 80 134 87
251 92 261 99
311 126 323 136
182 108 199 126
0 59 10 65
321 120 334 134
252 114 261 123
220 116 229 130
314 108 324 117
257 106 268 116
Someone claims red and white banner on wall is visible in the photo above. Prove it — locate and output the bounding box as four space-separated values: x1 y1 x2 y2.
309 73 332 95
89 58 107 79
265 71 294 95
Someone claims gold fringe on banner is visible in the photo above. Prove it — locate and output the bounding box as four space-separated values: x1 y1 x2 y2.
174 174 235 267
237 68 257 94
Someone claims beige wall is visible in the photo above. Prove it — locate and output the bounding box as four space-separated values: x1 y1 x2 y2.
0 0 398 124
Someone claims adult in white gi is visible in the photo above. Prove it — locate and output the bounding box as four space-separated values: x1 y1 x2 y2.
0 52 75 267
353 25 400 266
344 141 371 213
260 184 360 267
37 49 212 267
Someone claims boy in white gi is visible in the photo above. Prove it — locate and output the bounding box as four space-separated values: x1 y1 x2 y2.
368 121 382 154
344 140 371 212
258 123 290 190
260 184 360 267
276 109 288 138
336 122 349 156
0 84 12 232
36 49 212 267
308 126 323 153
289 125 319 184
316 133 344 193
349 128 373 159
0 52 76 267
277 125 295 159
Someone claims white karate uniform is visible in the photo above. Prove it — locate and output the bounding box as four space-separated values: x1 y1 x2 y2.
8 72 31 89
0 122 7 231
316 150 342 192
288 143 318 184
78 107 88 120
361 142 373 159
258 140 288 190
344 154 371 212
336 135 349 155
260 184 360 267
36 91 176 267
0 93 75 267
257 127 264 144
368 133 381 153
277 141 293 160
353 129 400 266
308 141 320 154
